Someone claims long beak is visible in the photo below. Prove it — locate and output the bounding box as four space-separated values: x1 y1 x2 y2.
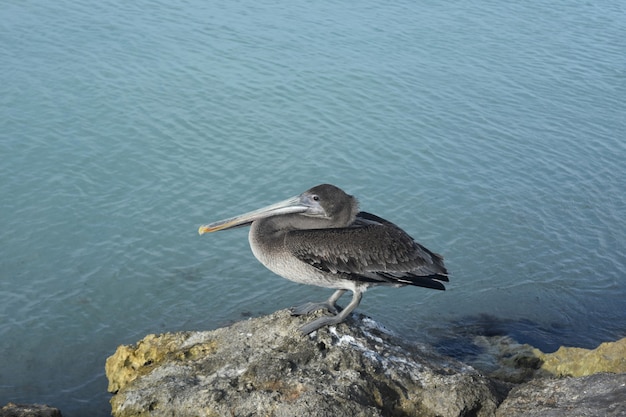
198 195 310 235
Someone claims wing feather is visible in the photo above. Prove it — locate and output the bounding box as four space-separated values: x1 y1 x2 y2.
285 212 448 289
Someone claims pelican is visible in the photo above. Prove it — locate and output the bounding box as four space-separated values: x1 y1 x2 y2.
198 184 448 334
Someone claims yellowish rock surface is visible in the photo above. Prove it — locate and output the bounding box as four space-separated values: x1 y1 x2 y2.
535 337 626 377
105 332 218 393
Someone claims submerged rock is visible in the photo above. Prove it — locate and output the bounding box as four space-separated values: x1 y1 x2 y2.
0 403 62 417
106 309 501 417
461 335 543 384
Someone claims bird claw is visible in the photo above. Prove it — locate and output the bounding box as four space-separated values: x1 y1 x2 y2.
290 301 341 316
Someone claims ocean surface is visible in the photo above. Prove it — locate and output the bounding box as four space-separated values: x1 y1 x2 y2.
1 0 625 415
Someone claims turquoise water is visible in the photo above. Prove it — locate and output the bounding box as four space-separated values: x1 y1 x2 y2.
1 0 625 415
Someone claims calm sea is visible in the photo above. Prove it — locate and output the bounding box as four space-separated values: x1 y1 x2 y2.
1 0 625 415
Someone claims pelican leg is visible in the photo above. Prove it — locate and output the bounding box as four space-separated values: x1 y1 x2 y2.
290 289 347 316
299 290 363 335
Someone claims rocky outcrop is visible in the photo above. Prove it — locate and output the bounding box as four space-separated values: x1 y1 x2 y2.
106 309 502 417
495 372 626 417
435 333 626 416
105 309 626 417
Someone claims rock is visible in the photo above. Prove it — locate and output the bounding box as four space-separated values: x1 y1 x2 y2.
536 338 626 377
496 372 626 417
459 335 626 383
106 309 502 417
0 403 62 417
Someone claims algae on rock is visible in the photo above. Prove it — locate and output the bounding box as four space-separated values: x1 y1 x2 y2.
106 332 219 394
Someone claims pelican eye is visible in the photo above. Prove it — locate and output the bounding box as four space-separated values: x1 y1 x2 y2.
312 195 320 201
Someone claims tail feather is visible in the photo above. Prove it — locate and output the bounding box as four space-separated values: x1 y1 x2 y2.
384 272 447 290
402 274 447 290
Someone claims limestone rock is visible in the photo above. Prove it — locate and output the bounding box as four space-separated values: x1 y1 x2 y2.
106 309 501 417
496 372 626 417
0 403 62 417
536 338 626 377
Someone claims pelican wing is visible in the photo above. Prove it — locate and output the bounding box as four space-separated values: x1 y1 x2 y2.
286 212 448 289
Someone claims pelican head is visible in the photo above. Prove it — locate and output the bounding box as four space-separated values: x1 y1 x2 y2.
198 184 359 234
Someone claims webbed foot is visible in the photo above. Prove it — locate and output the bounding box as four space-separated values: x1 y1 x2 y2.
299 290 363 335
289 289 347 316
299 314 346 335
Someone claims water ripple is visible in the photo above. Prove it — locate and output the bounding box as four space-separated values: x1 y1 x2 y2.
1 0 625 415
